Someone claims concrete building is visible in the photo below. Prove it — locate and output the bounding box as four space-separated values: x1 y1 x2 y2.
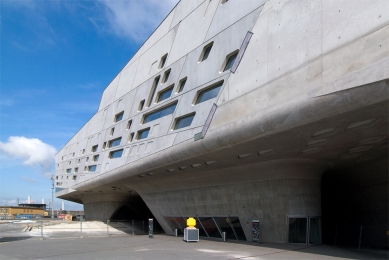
55 0 388 246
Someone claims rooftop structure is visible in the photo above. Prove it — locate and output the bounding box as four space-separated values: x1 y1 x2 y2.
55 0 388 246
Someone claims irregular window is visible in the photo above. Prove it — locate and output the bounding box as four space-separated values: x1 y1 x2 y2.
143 102 177 124
109 149 123 159
88 165 97 172
195 81 223 104
200 43 213 62
162 69 171 83
91 145 98 152
158 85 174 102
66 168 72 173
138 100 145 111
137 128 150 140
174 113 195 130
92 155 99 162
223 52 238 72
177 78 187 93
108 137 122 148
114 111 124 123
159 54 168 69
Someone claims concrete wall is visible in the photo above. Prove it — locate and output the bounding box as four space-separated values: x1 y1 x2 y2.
56 0 389 244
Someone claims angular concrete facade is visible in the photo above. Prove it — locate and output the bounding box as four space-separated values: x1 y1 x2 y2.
55 0 388 245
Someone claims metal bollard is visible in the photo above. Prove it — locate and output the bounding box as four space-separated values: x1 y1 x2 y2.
175 229 178 237
132 220 135 235
222 232 226 241
40 217 44 240
80 216 83 238
106 219 110 237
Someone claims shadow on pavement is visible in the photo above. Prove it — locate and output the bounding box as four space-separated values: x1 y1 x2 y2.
0 236 33 243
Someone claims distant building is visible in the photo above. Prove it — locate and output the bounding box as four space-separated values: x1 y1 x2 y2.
0 206 44 220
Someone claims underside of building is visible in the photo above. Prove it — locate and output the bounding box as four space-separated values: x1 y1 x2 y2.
55 0 389 247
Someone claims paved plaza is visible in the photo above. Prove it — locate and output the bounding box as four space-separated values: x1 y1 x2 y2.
0 220 387 260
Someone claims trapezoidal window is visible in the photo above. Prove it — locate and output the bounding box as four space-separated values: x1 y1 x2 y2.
109 149 123 159
199 42 213 62
138 99 145 111
88 165 97 172
177 77 187 93
195 81 224 104
91 145 98 153
173 113 195 130
92 154 99 162
126 120 132 130
159 53 168 69
128 132 134 142
157 85 174 103
221 50 239 72
114 111 124 123
108 137 122 148
137 128 150 140
146 76 160 107
162 69 171 83
143 102 177 124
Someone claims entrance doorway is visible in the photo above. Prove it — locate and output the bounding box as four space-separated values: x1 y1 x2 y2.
287 216 321 244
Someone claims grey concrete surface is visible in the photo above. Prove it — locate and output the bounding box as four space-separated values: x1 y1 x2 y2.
0 234 387 260
54 0 389 245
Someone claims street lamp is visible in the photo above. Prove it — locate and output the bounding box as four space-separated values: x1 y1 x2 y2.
51 175 55 219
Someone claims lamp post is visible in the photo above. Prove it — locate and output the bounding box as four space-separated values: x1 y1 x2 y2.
51 175 55 219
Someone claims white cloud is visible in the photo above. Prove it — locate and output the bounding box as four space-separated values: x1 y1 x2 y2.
0 136 56 177
97 0 178 42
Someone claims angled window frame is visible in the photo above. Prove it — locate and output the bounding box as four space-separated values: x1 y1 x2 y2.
198 42 214 62
193 80 224 105
146 76 160 107
220 50 239 72
142 101 178 124
157 84 174 103
159 53 168 69
176 77 187 94
162 69 171 83
114 111 124 123
137 127 151 140
172 112 196 130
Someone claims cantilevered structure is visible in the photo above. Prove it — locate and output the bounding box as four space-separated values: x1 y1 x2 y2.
56 0 388 245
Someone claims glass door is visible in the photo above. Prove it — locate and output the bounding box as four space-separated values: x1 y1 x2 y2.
309 217 321 244
288 216 308 243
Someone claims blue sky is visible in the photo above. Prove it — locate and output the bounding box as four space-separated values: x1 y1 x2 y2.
0 0 178 210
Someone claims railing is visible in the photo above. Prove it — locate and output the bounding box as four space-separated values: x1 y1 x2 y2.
334 225 388 250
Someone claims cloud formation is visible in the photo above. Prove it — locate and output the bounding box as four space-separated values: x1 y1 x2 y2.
0 136 56 177
97 0 178 42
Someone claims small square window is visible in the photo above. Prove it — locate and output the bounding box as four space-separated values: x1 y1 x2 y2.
66 168 72 173
68 161 71 165
110 128 115 136
177 78 187 93
103 142 107 149
78 159 80 164
74 167 78 173
72 175 77 180
159 53 168 69
72 152 75 157
86 157 89 162
126 120 132 130
91 145 98 152
162 69 171 83
82 149 85 154
137 128 150 140
92 155 99 162
199 42 213 62
128 132 134 142
138 100 145 111
114 111 124 123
